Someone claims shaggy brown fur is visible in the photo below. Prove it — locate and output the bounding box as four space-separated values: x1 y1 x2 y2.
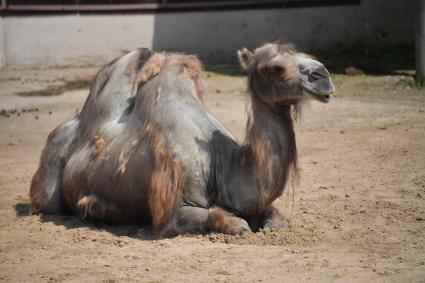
146 122 183 232
138 53 167 85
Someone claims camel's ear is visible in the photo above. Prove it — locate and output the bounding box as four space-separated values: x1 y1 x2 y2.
298 52 317 60
237 48 254 70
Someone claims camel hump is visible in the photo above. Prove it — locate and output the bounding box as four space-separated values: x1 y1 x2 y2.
77 48 154 137
76 49 205 140
135 53 205 104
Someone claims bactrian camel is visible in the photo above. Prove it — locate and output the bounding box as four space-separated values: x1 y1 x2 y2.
30 43 334 237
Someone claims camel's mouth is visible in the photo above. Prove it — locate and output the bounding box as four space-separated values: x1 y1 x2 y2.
311 92 331 103
303 89 332 103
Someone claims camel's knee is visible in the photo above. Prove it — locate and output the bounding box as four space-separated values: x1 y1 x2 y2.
29 176 46 214
30 172 65 214
208 207 252 235
30 118 78 215
158 206 209 238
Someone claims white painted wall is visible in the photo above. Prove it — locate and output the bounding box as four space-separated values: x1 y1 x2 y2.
0 0 415 69
0 14 155 68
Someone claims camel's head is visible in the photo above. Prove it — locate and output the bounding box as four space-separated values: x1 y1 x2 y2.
238 43 335 105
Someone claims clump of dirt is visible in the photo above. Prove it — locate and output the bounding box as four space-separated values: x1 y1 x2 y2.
0 107 39 118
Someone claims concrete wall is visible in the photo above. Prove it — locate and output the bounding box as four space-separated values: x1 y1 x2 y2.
0 0 415 69
0 17 5 68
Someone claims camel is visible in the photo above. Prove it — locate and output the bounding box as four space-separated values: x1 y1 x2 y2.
30 43 334 237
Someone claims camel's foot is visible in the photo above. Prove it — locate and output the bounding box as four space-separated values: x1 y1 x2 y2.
77 195 123 223
260 205 289 231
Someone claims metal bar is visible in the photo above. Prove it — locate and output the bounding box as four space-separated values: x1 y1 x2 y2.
0 0 359 12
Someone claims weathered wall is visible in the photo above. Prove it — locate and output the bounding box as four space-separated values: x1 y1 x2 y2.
152 0 414 61
0 17 5 68
0 0 415 69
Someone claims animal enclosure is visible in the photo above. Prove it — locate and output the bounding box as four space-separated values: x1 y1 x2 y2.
0 46 424 280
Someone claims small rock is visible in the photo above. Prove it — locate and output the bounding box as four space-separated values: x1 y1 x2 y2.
345 194 350 198
345 66 364 76
216 89 221 93
35 116 39 120
48 111 52 115
378 126 387 130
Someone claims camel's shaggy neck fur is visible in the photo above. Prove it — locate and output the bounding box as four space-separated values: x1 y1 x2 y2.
245 92 297 203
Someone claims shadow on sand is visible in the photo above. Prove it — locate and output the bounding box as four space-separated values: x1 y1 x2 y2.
14 202 157 241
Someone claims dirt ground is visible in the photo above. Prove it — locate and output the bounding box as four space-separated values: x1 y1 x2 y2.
0 67 424 282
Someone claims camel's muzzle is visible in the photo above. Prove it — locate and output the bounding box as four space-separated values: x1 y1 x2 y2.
297 57 335 103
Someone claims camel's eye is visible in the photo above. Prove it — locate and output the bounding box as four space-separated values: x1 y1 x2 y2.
260 64 286 80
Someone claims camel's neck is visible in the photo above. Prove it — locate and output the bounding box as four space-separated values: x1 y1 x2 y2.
244 97 297 205
212 95 297 216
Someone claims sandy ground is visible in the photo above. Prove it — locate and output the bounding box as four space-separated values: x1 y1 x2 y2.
0 67 424 282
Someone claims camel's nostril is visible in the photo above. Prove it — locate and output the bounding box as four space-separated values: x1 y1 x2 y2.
311 71 328 81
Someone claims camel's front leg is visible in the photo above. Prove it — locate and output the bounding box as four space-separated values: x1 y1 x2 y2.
260 204 289 230
159 205 252 237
